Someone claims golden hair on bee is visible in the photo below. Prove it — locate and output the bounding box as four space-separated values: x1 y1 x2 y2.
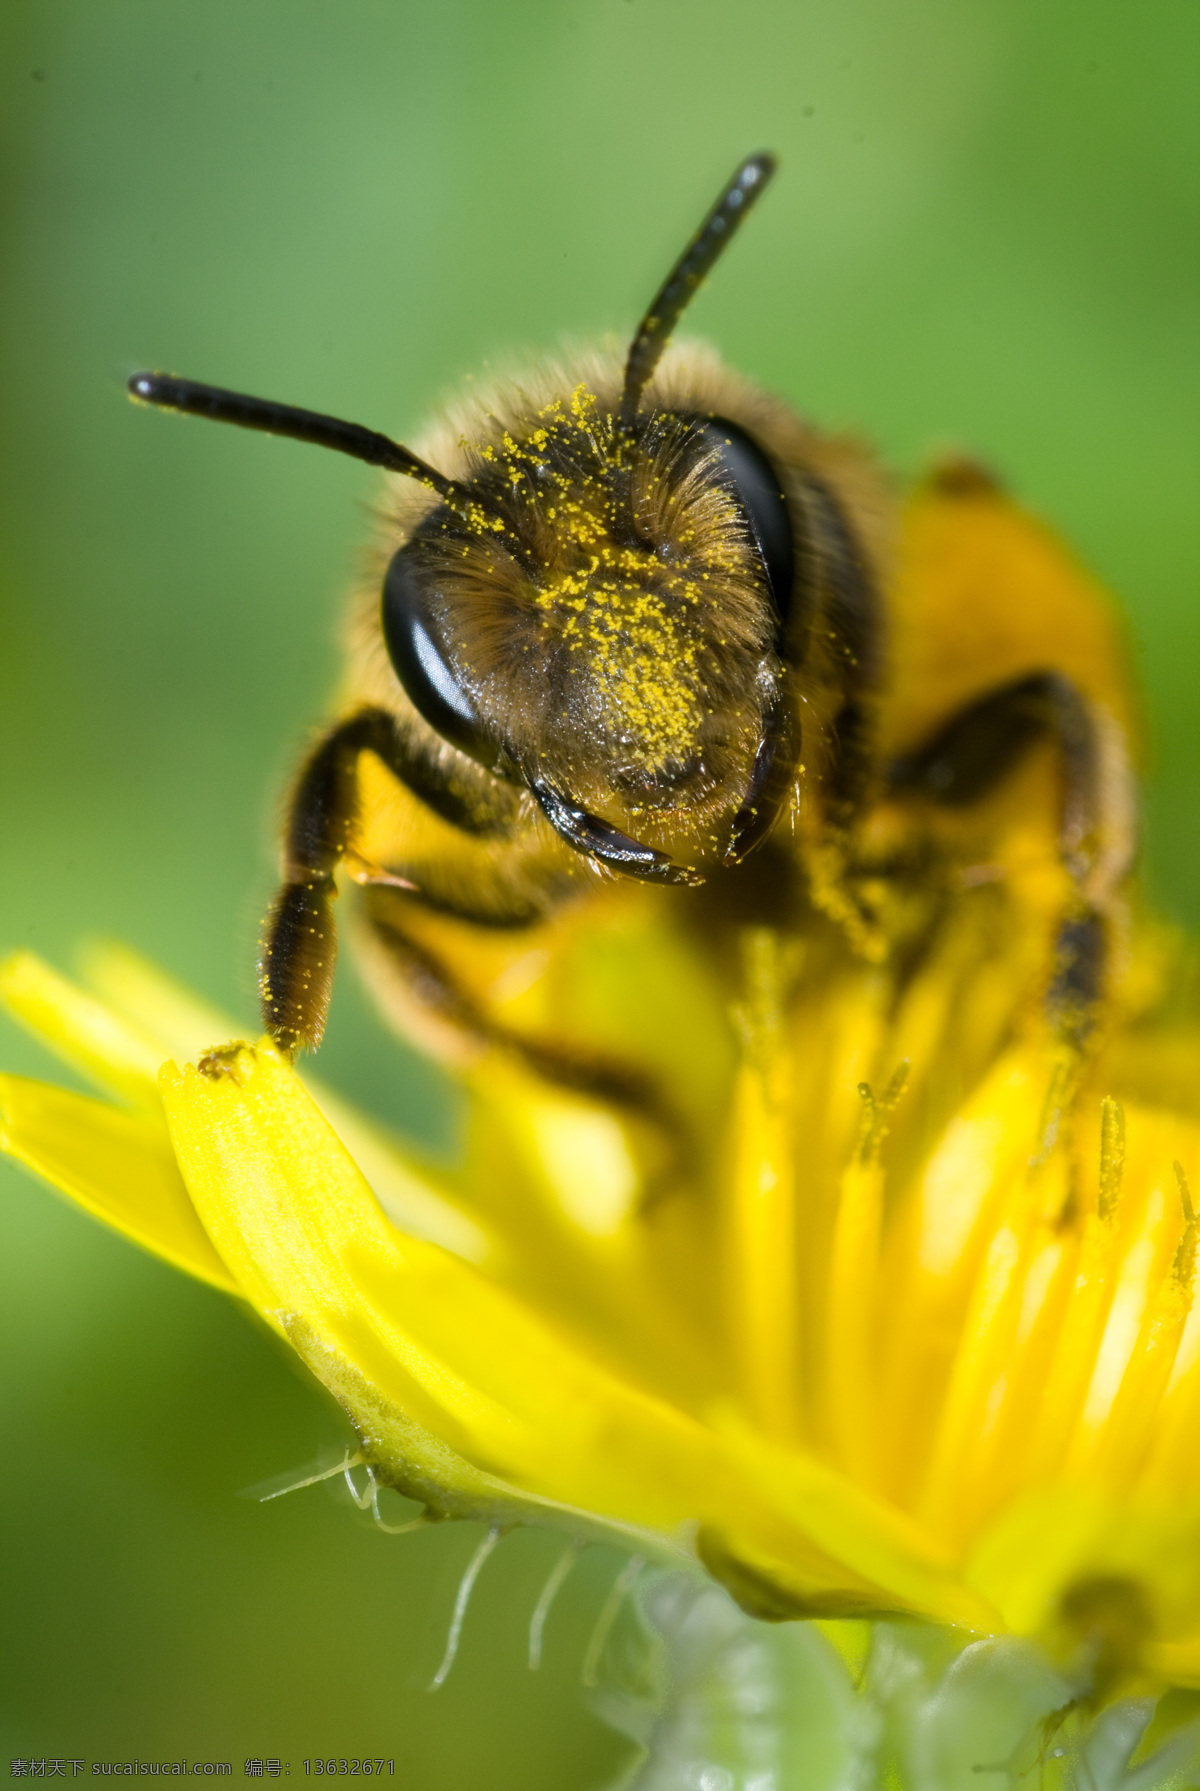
127 152 1134 1112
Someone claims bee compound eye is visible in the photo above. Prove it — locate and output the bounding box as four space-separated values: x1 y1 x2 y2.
693 416 795 634
381 545 496 767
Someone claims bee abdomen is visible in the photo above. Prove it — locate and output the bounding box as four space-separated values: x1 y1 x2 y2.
259 875 338 1054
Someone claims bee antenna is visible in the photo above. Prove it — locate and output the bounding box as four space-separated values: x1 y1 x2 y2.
127 372 465 508
619 152 777 433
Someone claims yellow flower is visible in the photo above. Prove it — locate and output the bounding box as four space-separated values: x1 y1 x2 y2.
2 917 1200 1695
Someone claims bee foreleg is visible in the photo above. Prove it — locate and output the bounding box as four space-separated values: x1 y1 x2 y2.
259 707 512 1052
361 893 692 1177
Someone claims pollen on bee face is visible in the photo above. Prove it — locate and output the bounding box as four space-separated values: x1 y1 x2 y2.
429 383 772 780
553 571 704 763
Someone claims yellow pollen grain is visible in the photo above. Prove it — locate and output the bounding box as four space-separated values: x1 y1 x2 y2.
534 539 706 756
455 386 731 760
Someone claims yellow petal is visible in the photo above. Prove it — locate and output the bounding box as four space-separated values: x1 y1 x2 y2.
83 942 492 1265
0 1073 237 1293
80 939 238 1059
283 1315 673 1550
313 1086 492 1266
726 1041 800 1441
0 951 164 1106
461 1055 729 1410
968 1485 1200 1656
1148 1637 1200 1688
158 1041 995 1621
707 1408 1000 1631
160 1043 741 1526
158 1041 710 1512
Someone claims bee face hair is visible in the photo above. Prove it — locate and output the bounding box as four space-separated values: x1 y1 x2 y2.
380 375 780 848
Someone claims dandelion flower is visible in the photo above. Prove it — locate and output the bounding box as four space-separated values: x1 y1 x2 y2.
3 904 1200 1713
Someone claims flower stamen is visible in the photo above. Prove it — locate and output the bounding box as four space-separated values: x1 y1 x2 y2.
1098 1096 1125 1220
727 930 799 1439
1021 1103 1127 1484
821 1064 909 1488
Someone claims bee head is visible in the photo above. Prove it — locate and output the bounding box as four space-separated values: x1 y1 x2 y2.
128 155 788 884
381 383 797 878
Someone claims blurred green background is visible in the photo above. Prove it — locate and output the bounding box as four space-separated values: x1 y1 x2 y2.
0 1 1196 1783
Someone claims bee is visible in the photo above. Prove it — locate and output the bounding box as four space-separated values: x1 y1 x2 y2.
128 154 1135 1140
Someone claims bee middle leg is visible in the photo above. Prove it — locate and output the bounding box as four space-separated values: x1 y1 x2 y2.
357 889 692 1188
259 707 514 1052
887 672 1136 1042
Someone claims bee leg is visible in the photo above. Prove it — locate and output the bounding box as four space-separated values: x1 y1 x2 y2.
888 672 1136 1041
723 689 797 867
360 892 691 1175
260 707 512 1052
